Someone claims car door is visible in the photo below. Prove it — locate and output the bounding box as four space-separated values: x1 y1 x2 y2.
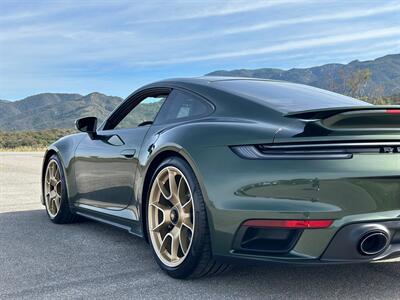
73 89 169 211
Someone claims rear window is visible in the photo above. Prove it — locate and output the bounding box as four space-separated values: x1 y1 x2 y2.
213 80 371 113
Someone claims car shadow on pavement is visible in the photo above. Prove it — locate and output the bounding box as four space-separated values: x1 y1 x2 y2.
1 209 399 299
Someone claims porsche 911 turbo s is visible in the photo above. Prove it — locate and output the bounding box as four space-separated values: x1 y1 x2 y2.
41 77 400 279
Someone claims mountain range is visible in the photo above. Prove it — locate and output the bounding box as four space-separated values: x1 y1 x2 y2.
1 54 399 131
0 93 123 131
208 54 400 97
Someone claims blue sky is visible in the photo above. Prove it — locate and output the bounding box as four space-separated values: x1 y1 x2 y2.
0 0 400 101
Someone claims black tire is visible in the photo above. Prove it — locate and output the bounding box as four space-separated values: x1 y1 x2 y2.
43 154 78 224
146 156 230 279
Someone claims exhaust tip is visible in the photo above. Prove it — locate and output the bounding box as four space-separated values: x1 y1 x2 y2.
358 231 389 256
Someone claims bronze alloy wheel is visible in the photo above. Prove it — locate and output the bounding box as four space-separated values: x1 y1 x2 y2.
44 159 62 218
148 166 195 267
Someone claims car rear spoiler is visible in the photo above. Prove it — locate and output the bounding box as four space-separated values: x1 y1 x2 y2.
285 106 400 132
285 106 400 119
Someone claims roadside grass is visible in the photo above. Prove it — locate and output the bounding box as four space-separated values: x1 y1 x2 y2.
0 146 47 152
0 129 75 151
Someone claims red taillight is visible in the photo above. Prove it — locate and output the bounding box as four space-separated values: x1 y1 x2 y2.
242 219 333 229
386 109 400 114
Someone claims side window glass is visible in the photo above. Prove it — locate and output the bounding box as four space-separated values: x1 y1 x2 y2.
155 90 212 124
115 95 167 129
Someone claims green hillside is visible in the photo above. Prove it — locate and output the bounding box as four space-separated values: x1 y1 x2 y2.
0 92 123 131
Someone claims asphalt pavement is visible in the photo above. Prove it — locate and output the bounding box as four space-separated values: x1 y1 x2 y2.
1 152 400 299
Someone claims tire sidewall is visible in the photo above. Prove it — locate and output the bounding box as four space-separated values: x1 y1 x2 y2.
146 157 208 278
44 154 69 222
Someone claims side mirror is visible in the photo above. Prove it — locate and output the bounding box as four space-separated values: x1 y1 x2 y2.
75 117 98 139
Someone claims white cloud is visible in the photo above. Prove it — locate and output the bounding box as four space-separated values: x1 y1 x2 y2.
0 1 129 23
176 1 400 40
137 26 400 65
127 0 312 23
0 0 399 99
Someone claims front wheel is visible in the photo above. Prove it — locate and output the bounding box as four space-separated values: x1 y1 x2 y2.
147 157 229 279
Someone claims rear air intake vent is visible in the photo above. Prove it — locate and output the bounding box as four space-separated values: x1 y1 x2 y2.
233 227 302 254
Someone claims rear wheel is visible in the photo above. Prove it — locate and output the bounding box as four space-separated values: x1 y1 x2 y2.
43 154 78 224
147 157 229 279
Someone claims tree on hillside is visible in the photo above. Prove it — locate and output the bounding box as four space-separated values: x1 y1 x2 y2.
333 68 396 104
346 68 371 98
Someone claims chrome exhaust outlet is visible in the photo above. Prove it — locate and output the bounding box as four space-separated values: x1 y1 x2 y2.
358 231 390 256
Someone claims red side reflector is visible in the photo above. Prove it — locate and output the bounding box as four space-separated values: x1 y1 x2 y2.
386 109 400 114
242 219 333 229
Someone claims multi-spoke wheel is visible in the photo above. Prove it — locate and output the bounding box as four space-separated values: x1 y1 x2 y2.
147 157 230 279
43 154 77 223
148 166 195 267
44 160 62 218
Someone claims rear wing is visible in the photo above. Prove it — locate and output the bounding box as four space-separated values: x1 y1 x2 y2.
285 106 400 120
285 106 400 131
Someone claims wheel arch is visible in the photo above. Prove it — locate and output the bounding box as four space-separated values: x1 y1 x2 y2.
41 149 58 205
41 147 69 206
140 147 208 243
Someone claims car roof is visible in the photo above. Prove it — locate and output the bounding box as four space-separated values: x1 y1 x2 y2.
148 76 370 114
154 76 279 85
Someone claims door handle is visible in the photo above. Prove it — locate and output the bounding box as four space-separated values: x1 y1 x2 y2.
120 149 136 159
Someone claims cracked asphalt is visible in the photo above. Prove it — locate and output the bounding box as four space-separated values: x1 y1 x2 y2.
1 152 400 299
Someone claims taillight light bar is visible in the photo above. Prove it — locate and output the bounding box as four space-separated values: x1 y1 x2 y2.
242 219 333 229
386 109 400 114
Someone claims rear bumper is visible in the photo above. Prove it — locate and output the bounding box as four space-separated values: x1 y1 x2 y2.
215 220 400 265
320 220 400 262
190 145 400 263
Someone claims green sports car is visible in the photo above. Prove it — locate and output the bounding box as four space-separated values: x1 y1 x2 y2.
41 77 400 279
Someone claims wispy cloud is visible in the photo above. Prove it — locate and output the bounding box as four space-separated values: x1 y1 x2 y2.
138 27 400 65
178 1 400 40
0 0 399 100
0 1 129 23
127 0 311 23
245 39 400 68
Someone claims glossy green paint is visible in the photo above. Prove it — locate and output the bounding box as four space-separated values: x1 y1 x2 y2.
189 145 400 260
41 77 400 264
